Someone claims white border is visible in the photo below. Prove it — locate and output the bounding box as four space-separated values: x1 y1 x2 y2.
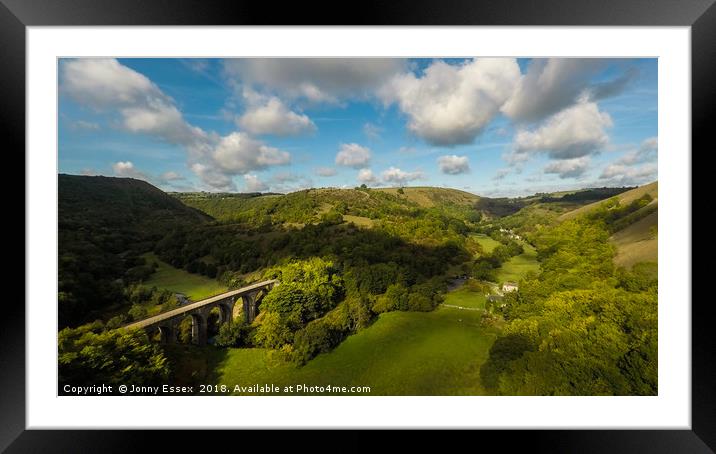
27 26 691 429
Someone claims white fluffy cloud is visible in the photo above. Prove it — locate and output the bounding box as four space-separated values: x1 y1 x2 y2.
62 58 158 109
237 96 315 136
502 59 606 123
112 161 147 179
357 168 379 185
600 162 657 186
223 58 406 103
598 137 658 186
62 59 205 147
513 100 612 160
335 143 372 168
243 174 269 192
544 156 591 179
212 132 290 174
62 59 295 192
438 155 470 175
615 136 658 165
381 167 425 185
316 167 338 177
380 58 521 146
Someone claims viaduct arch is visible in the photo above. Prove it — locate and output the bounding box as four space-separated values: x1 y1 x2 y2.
123 279 278 346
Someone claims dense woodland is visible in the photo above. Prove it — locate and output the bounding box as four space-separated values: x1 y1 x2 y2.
57 175 656 395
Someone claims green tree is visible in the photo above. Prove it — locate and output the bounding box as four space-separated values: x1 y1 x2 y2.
254 311 293 348
59 323 169 388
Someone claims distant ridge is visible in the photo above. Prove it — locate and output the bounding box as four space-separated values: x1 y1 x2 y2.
59 174 211 235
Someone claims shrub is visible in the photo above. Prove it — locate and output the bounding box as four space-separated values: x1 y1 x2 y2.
128 304 148 321
59 325 169 388
215 321 253 348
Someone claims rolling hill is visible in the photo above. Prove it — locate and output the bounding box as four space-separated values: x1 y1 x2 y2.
59 174 211 235
559 181 658 222
58 175 212 327
176 186 483 226
375 186 481 207
559 181 658 268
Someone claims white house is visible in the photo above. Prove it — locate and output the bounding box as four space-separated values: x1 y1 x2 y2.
502 282 519 293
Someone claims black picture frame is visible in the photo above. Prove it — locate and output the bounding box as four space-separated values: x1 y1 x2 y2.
6 0 710 450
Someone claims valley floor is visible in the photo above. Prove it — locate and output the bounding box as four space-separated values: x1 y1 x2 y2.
164 233 540 395
169 307 501 395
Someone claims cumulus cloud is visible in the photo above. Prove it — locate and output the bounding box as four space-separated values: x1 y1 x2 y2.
381 167 426 185
212 132 290 174
380 58 521 146
502 58 605 123
586 67 639 102
544 156 591 179
316 167 338 177
112 161 151 181
243 174 269 192
269 173 314 193
223 58 406 104
357 168 379 185
62 59 204 146
61 59 296 192
599 162 657 186
438 155 470 175
335 143 371 168
237 95 315 136
513 100 612 160
598 137 658 186
615 136 658 165
62 58 159 109
190 163 236 192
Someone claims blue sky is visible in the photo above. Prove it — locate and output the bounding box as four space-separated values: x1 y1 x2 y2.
58 57 657 196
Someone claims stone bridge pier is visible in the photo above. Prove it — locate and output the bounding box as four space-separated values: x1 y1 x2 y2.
123 280 278 346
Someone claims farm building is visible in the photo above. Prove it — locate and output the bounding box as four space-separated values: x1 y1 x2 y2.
502 282 519 293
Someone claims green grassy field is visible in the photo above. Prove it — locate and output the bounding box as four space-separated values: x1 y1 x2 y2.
611 210 658 268
172 307 499 395
471 233 501 255
343 214 375 228
496 242 540 284
142 252 228 301
443 285 488 309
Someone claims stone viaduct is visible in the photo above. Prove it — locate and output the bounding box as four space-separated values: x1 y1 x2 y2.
123 279 278 345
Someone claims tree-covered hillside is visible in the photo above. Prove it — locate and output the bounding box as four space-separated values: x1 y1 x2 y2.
58 175 211 327
58 176 657 396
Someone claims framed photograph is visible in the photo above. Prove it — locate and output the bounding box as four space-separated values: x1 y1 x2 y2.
8 0 711 449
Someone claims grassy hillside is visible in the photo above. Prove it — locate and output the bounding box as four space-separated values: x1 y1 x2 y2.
177 186 483 226
559 181 658 222
558 181 658 268
169 307 499 395
141 252 227 301
611 211 658 267
376 186 480 208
